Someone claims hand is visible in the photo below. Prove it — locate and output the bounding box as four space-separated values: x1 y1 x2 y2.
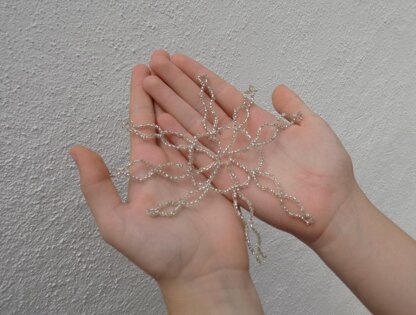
145 50 358 247
70 64 264 314
139 50 416 315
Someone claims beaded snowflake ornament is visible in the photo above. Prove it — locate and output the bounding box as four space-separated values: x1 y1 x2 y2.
112 74 314 263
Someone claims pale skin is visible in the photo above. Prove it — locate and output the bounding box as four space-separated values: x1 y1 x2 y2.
71 50 416 314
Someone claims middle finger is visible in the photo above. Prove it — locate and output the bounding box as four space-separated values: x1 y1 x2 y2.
149 50 231 127
143 75 214 142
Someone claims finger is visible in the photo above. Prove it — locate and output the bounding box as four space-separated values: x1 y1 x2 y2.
149 48 170 63
142 75 211 138
70 145 123 241
129 64 156 159
170 53 246 118
150 50 231 126
272 84 314 119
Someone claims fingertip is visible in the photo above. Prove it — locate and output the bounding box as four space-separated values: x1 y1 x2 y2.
272 84 295 104
131 64 150 79
272 83 312 116
69 145 91 157
142 75 160 91
150 50 171 73
72 147 109 182
150 49 170 62
70 145 90 162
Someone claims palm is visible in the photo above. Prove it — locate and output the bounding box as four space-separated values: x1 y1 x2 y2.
246 108 355 242
145 51 357 245
114 142 248 280
72 64 249 282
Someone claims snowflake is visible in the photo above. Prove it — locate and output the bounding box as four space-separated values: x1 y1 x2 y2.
113 74 314 263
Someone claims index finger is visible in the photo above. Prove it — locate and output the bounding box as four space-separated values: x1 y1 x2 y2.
129 64 156 159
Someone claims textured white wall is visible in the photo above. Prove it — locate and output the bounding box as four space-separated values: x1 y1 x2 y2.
1 1 415 314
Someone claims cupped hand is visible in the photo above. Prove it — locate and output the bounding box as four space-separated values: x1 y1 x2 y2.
70 64 249 285
145 50 358 247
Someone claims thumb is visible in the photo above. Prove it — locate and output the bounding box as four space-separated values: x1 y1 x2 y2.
272 84 314 118
70 145 122 242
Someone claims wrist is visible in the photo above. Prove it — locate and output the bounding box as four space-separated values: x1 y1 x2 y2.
306 180 416 314
308 181 366 253
158 269 264 315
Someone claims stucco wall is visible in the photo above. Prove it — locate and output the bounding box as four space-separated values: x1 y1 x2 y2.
1 1 415 314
